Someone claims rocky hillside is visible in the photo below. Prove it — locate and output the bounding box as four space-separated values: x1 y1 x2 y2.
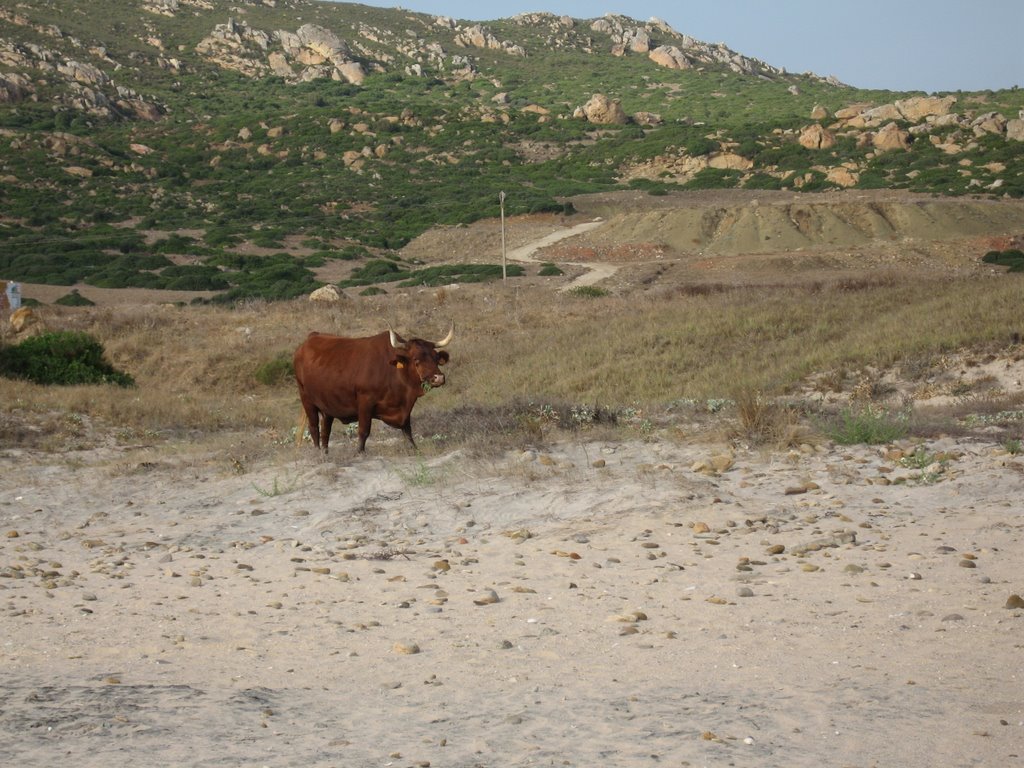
1 0 1022 301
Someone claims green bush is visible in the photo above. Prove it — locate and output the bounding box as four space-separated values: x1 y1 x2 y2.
254 354 294 385
567 285 610 298
826 406 907 445
0 331 134 386
538 263 564 276
982 249 1024 272
55 289 96 307
161 264 231 291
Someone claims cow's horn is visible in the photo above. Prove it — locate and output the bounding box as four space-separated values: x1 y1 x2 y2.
433 322 454 349
388 325 407 350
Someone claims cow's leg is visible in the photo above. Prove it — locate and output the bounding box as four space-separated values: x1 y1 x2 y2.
356 404 373 452
321 414 334 454
303 403 322 450
400 417 417 449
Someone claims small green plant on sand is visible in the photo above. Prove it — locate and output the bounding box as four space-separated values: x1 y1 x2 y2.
252 474 298 497
827 405 908 445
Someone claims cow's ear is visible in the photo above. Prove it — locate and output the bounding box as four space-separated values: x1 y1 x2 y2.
390 354 409 369
436 351 450 365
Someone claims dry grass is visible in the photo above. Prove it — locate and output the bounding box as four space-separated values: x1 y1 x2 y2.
2 273 1023 456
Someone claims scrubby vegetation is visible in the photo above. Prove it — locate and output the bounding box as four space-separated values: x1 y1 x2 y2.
3 273 1022 457
0 331 134 387
982 249 1024 272
0 0 1021 303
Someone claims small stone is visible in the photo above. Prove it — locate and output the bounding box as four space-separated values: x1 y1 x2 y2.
958 559 976 569
473 589 499 606
843 564 865 574
432 560 451 572
941 613 965 622
393 641 421 655
801 563 820 572
592 459 606 468
5 531 18 539
766 544 785 555
1005 594 1024 609
736 587 754 598
692 522 710 534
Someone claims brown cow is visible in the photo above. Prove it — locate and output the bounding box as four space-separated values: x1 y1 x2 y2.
293 325 452 453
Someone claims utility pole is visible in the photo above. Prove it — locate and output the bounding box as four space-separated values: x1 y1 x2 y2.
499 190 507 284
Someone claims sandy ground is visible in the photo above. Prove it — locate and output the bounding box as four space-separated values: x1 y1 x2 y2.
2 431 1023 767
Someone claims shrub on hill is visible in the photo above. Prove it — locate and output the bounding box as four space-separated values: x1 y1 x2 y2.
981 249 1024 272
0 331 134 386
55 289 95 307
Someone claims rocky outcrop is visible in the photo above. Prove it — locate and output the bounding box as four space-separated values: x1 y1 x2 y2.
827 95 1020 157
0 37 161 120
0 72 32 103
453 25 525 57
197 19 366 84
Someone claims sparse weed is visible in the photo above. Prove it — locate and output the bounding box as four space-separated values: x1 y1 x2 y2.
398 458 439 487
827 405 909 445
252 473 299 497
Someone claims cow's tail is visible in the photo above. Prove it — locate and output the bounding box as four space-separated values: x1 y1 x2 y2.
295 409 308 446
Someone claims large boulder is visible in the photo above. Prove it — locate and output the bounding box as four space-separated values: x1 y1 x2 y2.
9 307 36 334
1006 119 1024 142
798 124 836 150
896 95 957 122
581 93 628 125
860 103 903 125
826 166 860 188
708 153 753 171
872 122 911 152
648 45 691 70
972 112 1008 136
309 285 344 303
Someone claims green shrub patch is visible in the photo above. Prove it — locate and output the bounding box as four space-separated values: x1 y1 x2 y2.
982 249 1024 272
0 331 135 386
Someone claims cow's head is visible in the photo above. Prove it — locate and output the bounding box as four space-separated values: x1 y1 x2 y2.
389 324 452 389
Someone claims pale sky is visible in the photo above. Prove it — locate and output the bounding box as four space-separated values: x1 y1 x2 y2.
341 0 1024 93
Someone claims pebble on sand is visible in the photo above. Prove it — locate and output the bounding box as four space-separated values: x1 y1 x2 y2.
473 589 500 605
